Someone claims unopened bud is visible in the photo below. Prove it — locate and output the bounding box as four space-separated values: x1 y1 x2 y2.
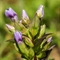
38 24 46 38
19 20 22 23
28 48 34 59
36 5 44 18
23 36 34 47
19 42 29 58
6 24 15 32
14 31 22 44
22 9 30 26
47 37 52 43
5 7 18 21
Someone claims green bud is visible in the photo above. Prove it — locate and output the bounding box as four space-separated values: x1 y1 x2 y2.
37 51 46 59
23 36 34 47
41 37 52 51
42 43 50 51
19 42 29 58
38 24 46 39
28 48 34 59
29 26 38 37
40 39 47 49
29 16 39 37
27 29 32 40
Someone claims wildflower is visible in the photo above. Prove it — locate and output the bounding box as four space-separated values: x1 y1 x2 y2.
22 9 30 25
14 31 29 58
20 20 22 23
22 9 29 20
5 7 18 21
6 24 15 32
47 37 52 43
14 31 22 43
36 5 44 18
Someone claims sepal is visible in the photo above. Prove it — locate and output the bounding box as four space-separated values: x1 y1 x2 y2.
23 36 34 47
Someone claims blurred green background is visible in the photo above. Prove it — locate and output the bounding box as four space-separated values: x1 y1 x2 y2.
0 0 60 60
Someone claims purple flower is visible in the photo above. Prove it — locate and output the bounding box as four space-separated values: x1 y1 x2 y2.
14 31 22 43
22 9 30 26
22 9 29 20
19 20 22 23
5 7 18 21
47 37 52 43
6 24 15 32
36 5 44 18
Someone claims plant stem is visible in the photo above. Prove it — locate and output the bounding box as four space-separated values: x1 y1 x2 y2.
34 54 37 60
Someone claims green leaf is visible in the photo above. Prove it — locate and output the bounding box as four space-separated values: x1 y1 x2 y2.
38 24 46 39
23 36 34 47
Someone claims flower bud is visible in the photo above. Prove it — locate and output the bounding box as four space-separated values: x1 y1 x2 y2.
42 37 52 51
19 42 29 58
19 20 22 23
5 7 18 21
28 48 34 59
23 36 34 47
22 9 30 26
22 10 29 21
14 31 22 44
38 24 46 39
47 37 52 43
36 5 44 18
6 24 15 32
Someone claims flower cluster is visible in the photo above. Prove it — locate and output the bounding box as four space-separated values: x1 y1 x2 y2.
5 5 55 60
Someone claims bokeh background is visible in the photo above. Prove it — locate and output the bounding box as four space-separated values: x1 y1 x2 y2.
0 0 60 60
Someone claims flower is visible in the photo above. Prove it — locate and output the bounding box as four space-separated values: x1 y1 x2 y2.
6 24 15 32
19 20 22 23
36 5 44 18
47 37 52 43
22 9 29 20
14 31 22 43
22 9 30 25
5 7 18 21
